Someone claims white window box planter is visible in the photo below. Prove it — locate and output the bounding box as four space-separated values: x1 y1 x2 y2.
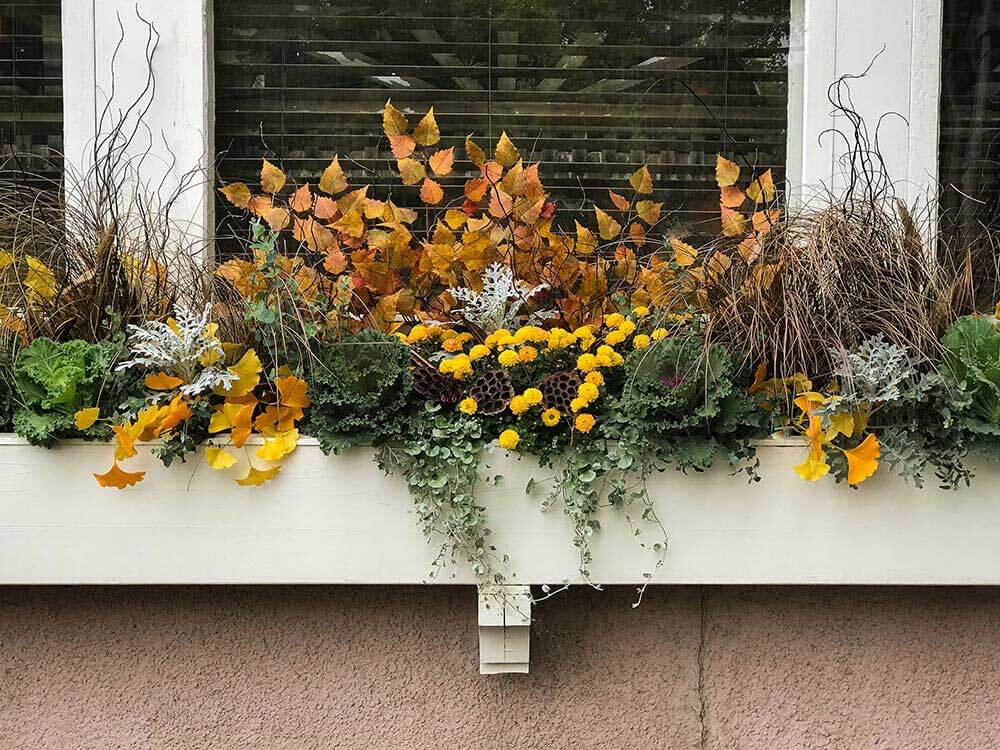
1 435 997 586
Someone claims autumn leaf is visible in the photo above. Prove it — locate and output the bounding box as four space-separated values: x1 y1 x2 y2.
465 135 486 167
383 100 409 136
314 196 339 221
495 132 519 167
333 209 365 238
319 157 349 195
429 147 454 176
716 155 740 188
575 221 597 255
397 158 426 186
24 257 56 303
388 134 415 159
256 428 299 462
260 159 286 194
293 217 336 252
636 200 662 225
264 207 291 232
721 207 747 237
826 411 855 440
671 238 698 267
752 209 781 235
413 107 440 147
74 407 100 430
145 372 183 391
608 190 631 211
236 464 282 487
155 394 192 435
94 462 145 489
205 446 237 470
275 375 311 408
289 183 313 213
720 185 746 209
420 177 444 205
595 207 622 241
794 449 830 482
444 209 467 230
218 349 262 398
219 182 251 209
464 177 488 203
845 434 880 484
323 246 347 275
489 186 514 219
746 169 776 203
629 165 653 194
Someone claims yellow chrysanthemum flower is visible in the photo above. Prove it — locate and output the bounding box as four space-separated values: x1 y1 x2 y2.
518 345 538 363
585 371 604 387
469 344 491 361
498 349 519 367
633 334 650 349
541 408 561 427
617 320 636 336
509 395 530 415
651 328 668 341
578 382 599 403
459 397 478 415
498 429 520 450
606 329 628 346
577 353 598 373
632 306 650 317
605 312 625 327
575 413 596 433
570 397 587 412
522 388 543 406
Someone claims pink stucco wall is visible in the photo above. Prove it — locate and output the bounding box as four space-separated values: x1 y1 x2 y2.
3 585 1000 749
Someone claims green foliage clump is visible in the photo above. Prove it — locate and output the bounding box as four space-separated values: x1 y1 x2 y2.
305 329 415 452
940 315 1000 435
11 337 140 446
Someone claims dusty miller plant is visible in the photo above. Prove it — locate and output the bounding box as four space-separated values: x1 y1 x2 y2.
448 262 556 331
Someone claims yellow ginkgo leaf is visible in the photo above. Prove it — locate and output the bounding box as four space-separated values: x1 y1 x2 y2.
413 107 440 147
205 446 237 470
74 407 100 430
25 256 57 304
236 464 282 487
628 165 653 194
319 156 348 195
145 372 183 391
94 462 145 489
794 449 830 482
219 348 262 398
256 428 299 462
594 207 622 241
495 132 519 167
825 411 855 441
382 100 409 136
260 159 286 194
746 169 777 203
844 434 880 485
275 375 311 408
716 155 740 188
670 238 699 267
219 182 251 209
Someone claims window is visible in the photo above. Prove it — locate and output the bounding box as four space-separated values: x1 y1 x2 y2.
215 0 789 238
0 1 62 183
940 1 1000 239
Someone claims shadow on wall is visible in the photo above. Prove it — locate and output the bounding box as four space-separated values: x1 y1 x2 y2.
2 585 1000 749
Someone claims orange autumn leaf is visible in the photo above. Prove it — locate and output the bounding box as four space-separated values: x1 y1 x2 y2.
94 462 145 489
413 107 440 147
720 185 746 209
382 100 409 136
608 190 631 211
670 238 698 267
752 209 781 235
260 159 286 194
747 169 776 203
389 134 416 159
420 177 444 205
629 165 653 194
716 155 740 188
313 196 339 221
255 404 304 436
575 221 597 255
265 207 291 232
289 183 313 213
595 207 622 241
276 375 311 408
845 434 880 485
495 132 519 167
74 407 100 430
155 394 192 435
397 158 425 186
428 147 454 176
333 209 365 238
236 464 282 487
219 182 251 209
464 176 488 202
293 217 336 252
319 157 349 195
721 207 747 237
323 246 347 275
145 372 183 391
465 135 486 167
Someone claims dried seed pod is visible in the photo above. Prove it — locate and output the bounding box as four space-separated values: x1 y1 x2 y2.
412 359 462 404
540 369 581 415
469 369 514 416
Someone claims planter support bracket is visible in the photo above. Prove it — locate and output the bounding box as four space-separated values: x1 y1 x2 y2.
478 585 531 674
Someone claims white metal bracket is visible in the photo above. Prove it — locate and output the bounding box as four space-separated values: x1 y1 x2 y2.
478 585 531 674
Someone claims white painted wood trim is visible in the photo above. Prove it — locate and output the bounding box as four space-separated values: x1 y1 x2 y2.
1 438 998 586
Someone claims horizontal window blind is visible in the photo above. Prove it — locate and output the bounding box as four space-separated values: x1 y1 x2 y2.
940 1 1000 238
215 0 789 238
0 1 62 184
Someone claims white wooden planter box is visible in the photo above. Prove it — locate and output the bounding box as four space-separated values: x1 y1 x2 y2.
2 435 999 586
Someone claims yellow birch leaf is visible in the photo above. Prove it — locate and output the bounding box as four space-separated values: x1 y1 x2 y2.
845 434 880 484
264 207 291 232
608 190 631 211
219 182 251 209
25 257 57 303
94 462 145 489
289 183 313 212
721 207 747 237
716 155 740 188
389 134 415 159
595 207 621 240
236 464 282 487
636 200 662 225
420 177 444 205
319 157 349 195
629 165 653 194
746 169 777 203
465 135 486 167
260 159 286 194
720 185 746 208
74 407 100 430
205 446 237 470
397 158 426 186
383 100 409 136
429 147 454 176
575 221 597 255
444 209 467 230
145 372 183 390
413 107 440 146
495 132 519 167
671 238 698 267
333 209 365 238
